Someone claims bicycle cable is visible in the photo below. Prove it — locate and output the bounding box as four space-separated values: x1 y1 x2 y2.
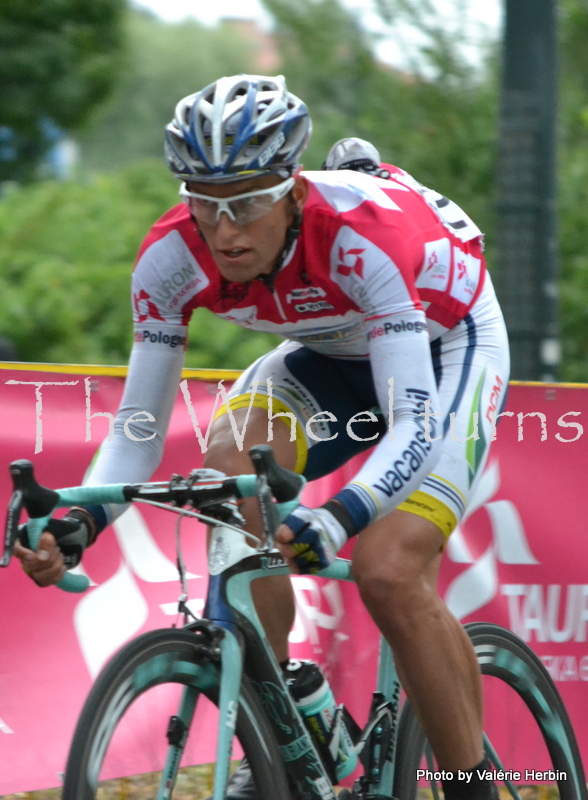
133 497 263 547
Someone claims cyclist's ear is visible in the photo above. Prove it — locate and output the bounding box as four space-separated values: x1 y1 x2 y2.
291 171 309 213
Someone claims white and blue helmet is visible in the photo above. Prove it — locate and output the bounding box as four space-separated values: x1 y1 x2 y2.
164 74 312 183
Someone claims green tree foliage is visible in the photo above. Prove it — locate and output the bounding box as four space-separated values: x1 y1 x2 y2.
0 160 279 368
3 1 588 380
0 0 125 182
0 1 502 370
0 9 274 369
79 10 254 171
261 0 499 265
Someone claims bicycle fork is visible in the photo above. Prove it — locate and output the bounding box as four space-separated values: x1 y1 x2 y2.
155 617 338 800
150 619 242 800
159 685 200 799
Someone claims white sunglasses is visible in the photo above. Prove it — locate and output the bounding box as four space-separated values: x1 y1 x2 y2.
179 177 295 227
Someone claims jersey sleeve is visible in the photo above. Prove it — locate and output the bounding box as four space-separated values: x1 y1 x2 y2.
331 311 443 531
132 227 211 326
83 328 186 527
321 204 444 527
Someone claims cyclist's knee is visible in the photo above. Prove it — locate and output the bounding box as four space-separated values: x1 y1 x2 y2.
203 407 297 474
203 417 249 474
355 559 426 618
352 511 444 624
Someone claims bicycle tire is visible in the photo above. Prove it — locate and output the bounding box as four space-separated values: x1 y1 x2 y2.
62 627 292 799
393 622 587 800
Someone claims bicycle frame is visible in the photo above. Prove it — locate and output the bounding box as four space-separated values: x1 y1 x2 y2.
189 521 402 800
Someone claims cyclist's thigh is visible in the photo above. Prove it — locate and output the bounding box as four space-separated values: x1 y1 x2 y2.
397 307 510 539
215 341 386 479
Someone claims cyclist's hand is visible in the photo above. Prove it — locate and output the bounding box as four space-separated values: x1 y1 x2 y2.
13 510 93 587
276 506 343 574
14 532 66 587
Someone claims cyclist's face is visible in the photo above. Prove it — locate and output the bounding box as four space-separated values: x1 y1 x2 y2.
186 174 308 283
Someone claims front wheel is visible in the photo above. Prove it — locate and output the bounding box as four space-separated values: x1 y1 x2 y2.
393 623 587 800
62 627 291 799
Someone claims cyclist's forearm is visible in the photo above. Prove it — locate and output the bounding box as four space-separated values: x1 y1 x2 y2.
332 315 442 533
82 333 186 531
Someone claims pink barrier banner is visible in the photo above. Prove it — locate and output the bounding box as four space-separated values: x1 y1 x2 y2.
0 366 587 793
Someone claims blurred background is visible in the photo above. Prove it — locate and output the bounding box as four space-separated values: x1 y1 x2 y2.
0 0 586 379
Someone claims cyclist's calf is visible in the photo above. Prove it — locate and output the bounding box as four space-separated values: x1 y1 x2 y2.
353 509 485 772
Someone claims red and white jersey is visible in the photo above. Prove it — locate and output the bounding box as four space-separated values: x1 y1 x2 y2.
132 166 489 357
86 165 506 534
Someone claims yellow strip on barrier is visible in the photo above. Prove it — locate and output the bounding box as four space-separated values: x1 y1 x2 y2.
0 362 586 388
509 379 588 388
0 361 242 381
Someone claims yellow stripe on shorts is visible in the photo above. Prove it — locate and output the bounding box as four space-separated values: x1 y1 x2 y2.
214 393 308 474
397 491 457 539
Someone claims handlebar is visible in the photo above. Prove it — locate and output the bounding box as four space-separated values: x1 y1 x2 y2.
2 444 305 594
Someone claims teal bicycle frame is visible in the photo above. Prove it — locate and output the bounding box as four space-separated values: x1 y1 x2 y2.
199 521 400 800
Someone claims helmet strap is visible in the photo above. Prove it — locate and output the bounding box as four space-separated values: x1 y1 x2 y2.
257 209 303 291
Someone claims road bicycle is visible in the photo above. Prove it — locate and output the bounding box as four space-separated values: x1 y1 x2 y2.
3 445 587 800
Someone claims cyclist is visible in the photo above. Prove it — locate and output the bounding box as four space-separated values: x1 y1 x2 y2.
15 74 508 800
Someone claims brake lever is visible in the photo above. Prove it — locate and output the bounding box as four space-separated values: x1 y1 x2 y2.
256 473 283 550
2 460 89 592
1 486 23 567
248 449 283 549
2 459 54 567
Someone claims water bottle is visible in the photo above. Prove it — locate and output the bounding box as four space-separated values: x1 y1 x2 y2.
283 659 358 780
